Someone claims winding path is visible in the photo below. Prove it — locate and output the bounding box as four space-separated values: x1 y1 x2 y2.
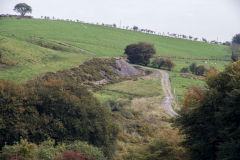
140 66 178 117
159 70 178 117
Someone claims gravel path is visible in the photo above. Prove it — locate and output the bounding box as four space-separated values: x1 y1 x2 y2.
140 66 178 117
159 70 178 117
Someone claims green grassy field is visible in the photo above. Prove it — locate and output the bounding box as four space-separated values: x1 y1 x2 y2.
95 77 162 102
0 18 230 82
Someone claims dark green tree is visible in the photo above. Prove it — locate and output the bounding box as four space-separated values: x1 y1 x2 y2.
14 3 32 16
232 33 240 45
231 34 240 61
124 42 156 66
189 63 197 74
175 61 240 160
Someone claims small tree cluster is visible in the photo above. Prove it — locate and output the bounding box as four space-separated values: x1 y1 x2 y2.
189 63 208 76
124 42 156 66
152 57 176 70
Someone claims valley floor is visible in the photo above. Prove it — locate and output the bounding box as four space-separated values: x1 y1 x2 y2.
94 68 182 159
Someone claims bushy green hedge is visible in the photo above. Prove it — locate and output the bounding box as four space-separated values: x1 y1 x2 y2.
1 139 106 160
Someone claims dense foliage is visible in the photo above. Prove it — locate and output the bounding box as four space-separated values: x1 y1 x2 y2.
127 129 188 160
124 42 156 66
55 150 95 160
0 139 106 160
232 33 240 45
175 61 240 160
0 78 118 158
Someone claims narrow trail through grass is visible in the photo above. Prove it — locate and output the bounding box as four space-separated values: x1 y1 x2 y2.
139 66 178 117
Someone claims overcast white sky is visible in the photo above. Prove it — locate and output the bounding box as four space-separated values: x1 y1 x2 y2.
0 0 239 41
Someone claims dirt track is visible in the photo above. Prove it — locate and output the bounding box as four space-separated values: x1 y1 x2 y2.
159 70 178 117
140 66 178 117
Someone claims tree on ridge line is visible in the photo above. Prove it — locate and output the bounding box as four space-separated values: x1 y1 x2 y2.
14 3 32 16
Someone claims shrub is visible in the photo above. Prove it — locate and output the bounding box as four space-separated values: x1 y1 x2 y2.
104 100 124 112
189 63 197 73
66 141 106 160
1 139 105 160
55 150 95 160
1 139 38 160
164 59 176 71
181 67 189 73
189 63 208 76
37 139 65 160
144 69 153 75
128 129 188 160
152 57 164 69
195 65 208 76
151 58 175 70
231 52 239 62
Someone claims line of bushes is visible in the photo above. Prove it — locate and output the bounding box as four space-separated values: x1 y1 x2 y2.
0 139 106 160
181 63 208 76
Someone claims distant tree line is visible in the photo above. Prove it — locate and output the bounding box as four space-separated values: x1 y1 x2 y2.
7 3 229 46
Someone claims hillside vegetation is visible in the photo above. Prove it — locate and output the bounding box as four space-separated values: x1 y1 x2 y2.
0 17 236 160
0 18 230 82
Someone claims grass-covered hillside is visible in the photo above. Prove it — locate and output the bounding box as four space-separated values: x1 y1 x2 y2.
0 18 230 82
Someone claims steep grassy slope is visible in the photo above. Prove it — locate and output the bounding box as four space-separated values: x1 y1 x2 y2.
0 18 229 58
0 35 91 82
0 18 230 82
